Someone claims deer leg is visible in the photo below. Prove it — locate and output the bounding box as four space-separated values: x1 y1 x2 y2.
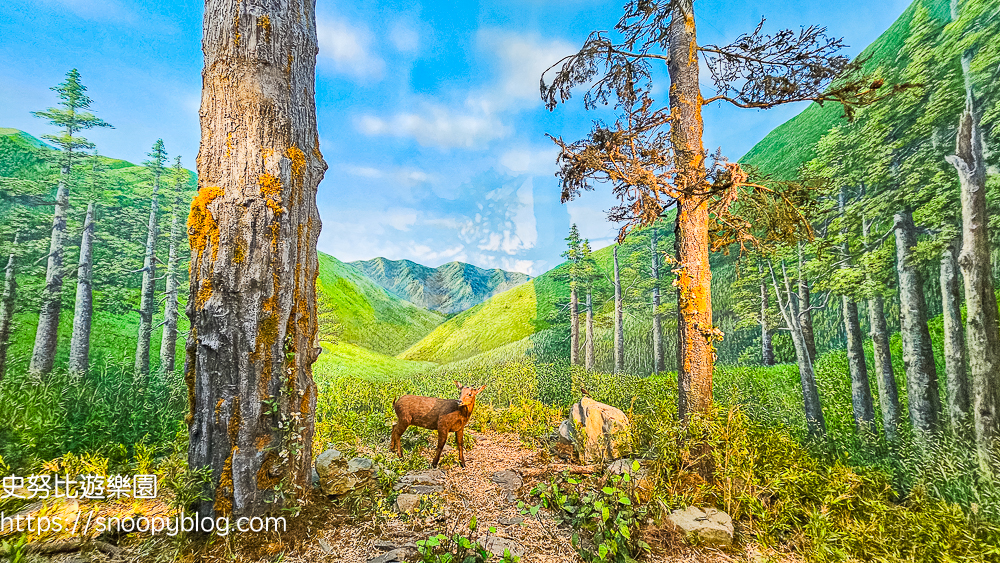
391 422 408 458
456 428 466 468
432 428 448 468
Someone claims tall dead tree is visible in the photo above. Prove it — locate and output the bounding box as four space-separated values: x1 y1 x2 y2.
0 235 18 381
758 264 774 366
862 218 901 442
188 0 327 518
946 51 999 476
839 190 875 435
68 203 96 376
159 157 187 376
613 245 624 373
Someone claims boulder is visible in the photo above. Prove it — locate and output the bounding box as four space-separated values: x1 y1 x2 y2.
606 458 655 503
315 449 379 496
569 397 631 462
394 493 422 514
667 506 734 548
367 548 410 563
491 470 524 502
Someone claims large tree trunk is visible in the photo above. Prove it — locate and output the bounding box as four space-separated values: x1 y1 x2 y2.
946 53 1000 476
613 245 623 373
894 209 942 440
940 236 970 437
29 163 71 376
0 236 17 381
843 297 876 435
188 0 327 518
867 294 901 443
585 288 594 371
68 203 96 376
651 227 664 373
160 181 184 376
570 284 579 365
668 0 713 420
770 260 825 438
135 172 161 379
797 244 817 363
758 264 774 366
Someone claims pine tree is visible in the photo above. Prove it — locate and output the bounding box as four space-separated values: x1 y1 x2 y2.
135 139 166 380
158 156 186 377
29 69 112 376
562 224 582 366
0 234 18 381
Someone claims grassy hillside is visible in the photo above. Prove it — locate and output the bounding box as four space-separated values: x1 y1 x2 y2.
317 253 444 356
349 257 529 314
739 0 951 177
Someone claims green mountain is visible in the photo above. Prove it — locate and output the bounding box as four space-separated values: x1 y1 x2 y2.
317 254 444 356
739 0 953 177
349 257 529 314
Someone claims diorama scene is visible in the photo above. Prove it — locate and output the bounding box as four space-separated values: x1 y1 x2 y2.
2 0 1000 561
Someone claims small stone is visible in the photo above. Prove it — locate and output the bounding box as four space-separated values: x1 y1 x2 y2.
372 540 397 551
318 538 333 554
408 484 443 494
484 537 525 559
367 548 408 563
558 419 575 444
490 470 523 491
400 469 446 486
394 493 422 513
668 506 734 548
499 516 524 526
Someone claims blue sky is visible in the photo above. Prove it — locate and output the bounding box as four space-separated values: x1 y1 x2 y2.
1 0 912 275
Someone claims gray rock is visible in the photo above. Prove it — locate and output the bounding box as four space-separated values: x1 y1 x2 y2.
311 468 321 488
408 484 443 494
318 538 333 554
668 506 734 548
499 516 524 526
373 540 398 551
490 470 523 491
367 548 409 563
558 419 576 444
484 537 525 559
399 469 446 486
394 493 422 514
315 449 379 496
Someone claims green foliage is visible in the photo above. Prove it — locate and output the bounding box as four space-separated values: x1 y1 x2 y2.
523 470 650 562
416 516 519 563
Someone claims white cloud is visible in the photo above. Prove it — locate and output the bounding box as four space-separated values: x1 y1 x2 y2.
500 145 560 176
477 30 576 112
385 208 419 231
39 0 135 22
390 21 420 53
356 103 509 149
317 18 385 81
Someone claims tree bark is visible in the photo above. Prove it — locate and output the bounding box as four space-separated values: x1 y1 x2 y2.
770 260 825 438
0 236 17 381
669 0 713 420
893 209 942 440
29 163 70 376
797 243 817 363
135 169 161 380
868 294 901 443
843 296 876 435
188 0 327 518
160 175 185 376
759 264 774 366
570 284 579 366
68 202 96 376
651 227 664 373
613 245 623 373
946 53 1000 476
585 288 594 371
940 236 971 438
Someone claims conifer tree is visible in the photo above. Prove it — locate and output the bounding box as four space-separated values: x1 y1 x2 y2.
135 139 166 380
159 156 187 376
29 69 111 376
563 224 582 365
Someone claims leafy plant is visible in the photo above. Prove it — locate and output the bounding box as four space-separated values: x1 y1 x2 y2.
416 516 520 563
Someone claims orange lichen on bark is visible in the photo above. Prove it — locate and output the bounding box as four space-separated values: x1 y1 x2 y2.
257 14 272 42
259 173 284 216
299 384 311 415
215 398 224 424
214 449 235 516
196 278 214 307
188 185 224 262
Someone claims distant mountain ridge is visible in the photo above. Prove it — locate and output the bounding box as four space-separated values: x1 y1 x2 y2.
349 257 529 314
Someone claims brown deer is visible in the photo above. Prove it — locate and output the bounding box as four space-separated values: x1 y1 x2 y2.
390 381 486 468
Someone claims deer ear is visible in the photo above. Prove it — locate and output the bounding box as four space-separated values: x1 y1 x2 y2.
477 384 486 393
454 380 463 390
